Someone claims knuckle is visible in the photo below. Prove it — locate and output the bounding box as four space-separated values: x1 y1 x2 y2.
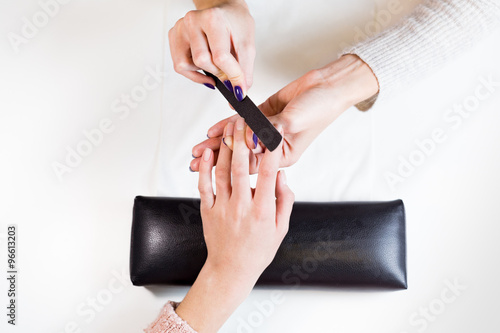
233 205 245 220
212 51 229 66
215 165 229 179
259 168 275 180
173 61 187 74
198 183 210 194
192 52 211 68
231 163 246 177
304 69 325 87
204 7 222 24
184 10 197 25
239 40 256 54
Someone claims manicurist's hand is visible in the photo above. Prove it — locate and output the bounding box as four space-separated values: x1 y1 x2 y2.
175 117 294 333
190 54 379 173
168 0 255 100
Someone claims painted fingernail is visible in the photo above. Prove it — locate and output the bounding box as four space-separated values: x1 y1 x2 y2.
192 154 196 158
204 83 215 90
207 133 210 138
252 133 258 149
203 148 212 162
235 86 244 101
222 137 227 146
223 80 233 92
189 166 194 172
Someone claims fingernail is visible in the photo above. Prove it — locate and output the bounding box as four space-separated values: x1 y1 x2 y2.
252 133 258 149
207 133 210 139
223 80 233 92
224 122 234 148
203 148 212 162
204 83 215 90
235 86 244 101
226 121 234 136
192 154 197 158
236 117 244 130
280 170 287 184
189 166 194 172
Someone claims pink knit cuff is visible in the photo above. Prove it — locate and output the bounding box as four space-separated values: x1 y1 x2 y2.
144 301 197 333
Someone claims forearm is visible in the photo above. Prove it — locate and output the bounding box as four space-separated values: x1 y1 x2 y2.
175 263 258 333
344 0 500 108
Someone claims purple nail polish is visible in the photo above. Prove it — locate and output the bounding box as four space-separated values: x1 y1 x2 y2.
189 166 194 172
222 137 227 146
223 80 233 92
203 83 215 90
192 154 197 158
235 86 244 101
207 134 210 139
252 133 258 149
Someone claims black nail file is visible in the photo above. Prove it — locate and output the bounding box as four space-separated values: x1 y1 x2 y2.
203 71 282 152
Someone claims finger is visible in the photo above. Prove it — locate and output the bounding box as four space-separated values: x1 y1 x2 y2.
190 150 219 172
198 148 215 210
215 122 233 200
187 29 222 77
207 114 239 138
204 23 247 101
222 130 233 151
275 170 294 235
235 39 256 89
248 151 264 174
168 22 215 86
254 124 283 205
245 125 258 150
192 137 222 158
230 117 251 198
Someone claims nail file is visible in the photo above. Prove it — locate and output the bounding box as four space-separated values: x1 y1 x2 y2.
203 71 282 152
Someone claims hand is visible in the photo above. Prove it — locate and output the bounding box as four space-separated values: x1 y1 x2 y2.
175 117 294 333
168 0 255 100
189 54 379 173
200 117 293 278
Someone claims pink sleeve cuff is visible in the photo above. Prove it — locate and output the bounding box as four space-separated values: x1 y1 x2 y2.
144 301 197 333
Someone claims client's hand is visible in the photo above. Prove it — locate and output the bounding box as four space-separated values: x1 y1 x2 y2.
190 54 379 173
175 116 294 333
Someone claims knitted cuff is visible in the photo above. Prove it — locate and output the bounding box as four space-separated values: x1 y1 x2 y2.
342 0 500 111
144 301 197 333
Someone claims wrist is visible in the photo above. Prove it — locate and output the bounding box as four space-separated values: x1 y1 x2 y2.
202 260 260 291
316 54 379 108
193 0 247 10
175 261 256 332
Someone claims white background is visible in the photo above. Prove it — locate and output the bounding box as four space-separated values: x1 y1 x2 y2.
1 0 499 332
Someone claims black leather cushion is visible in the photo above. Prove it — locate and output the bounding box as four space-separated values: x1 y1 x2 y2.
130 196 407 289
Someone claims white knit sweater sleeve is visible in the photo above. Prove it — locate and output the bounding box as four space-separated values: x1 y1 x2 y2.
344 0 500 110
